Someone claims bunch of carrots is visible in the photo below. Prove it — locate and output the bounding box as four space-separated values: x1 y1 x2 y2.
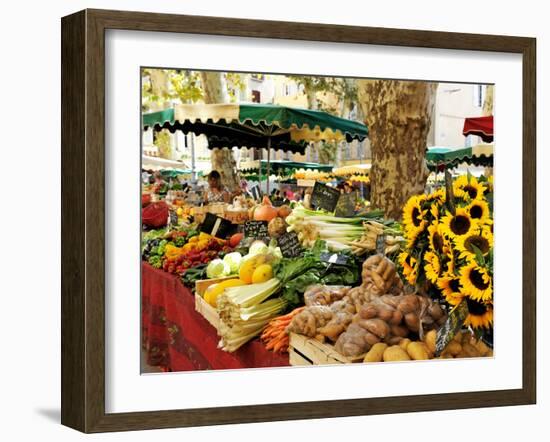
261 307 305 353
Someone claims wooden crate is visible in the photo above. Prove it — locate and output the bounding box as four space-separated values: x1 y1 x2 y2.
194 276 239 331
288 332 365 366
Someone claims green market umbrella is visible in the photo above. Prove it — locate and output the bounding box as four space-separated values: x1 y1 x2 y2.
143 103 367 193
426 145 493 171
239 159 333 174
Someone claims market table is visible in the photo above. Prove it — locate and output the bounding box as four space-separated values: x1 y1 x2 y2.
141 262 290 371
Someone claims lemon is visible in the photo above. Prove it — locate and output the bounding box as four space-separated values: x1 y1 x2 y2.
251 264 273 284
239 259 257 284
203 278 246 307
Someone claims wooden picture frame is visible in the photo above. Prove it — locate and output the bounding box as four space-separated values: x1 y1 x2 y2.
61 8 536 433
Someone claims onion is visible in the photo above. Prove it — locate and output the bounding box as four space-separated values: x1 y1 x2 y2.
254 197 279 222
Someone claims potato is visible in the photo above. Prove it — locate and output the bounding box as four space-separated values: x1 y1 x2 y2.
424 329 437 354
386 336 404 345
407 341 430 360
314 334 326 343
377 307 394 322
364 331 381 346
389 310 403 325
382 262 396 281
438 353 454 359
458 343 480 358
404 312 420 332
391 324 409 338
428 303 444 320
359 305 378 320
445 340 463 356
399 338 412 351
375 259 388 276
473 339 491 356
383 345 411 362
397 295 419 314
364 343 388 363
360 318 391 339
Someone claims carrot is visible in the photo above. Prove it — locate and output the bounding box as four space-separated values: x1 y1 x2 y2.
273 337 289 353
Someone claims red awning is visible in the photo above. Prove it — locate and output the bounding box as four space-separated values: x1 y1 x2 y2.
463 116 493 142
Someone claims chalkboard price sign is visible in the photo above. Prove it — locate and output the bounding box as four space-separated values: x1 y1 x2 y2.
435 299 469 356
311 182 340 213
277 232 303 258
334 192 357 217
244 220 269 239
200 212 236 239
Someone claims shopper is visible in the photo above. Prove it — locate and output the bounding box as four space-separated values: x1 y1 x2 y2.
204 170 231 204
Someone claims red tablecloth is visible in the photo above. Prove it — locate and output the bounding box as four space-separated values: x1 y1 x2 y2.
141 262 290 371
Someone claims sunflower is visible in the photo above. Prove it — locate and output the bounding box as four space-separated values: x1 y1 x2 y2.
464 298 493 329
428 221 451 255
402 195 428 247
440 207 479 240
402 195 427 231
437 274 464 306
443 243 457 275
455 226 493 259
399 251 418 285
466 199 491 225
424 251 442 283
427 188 446 205
459 259 493 302
453 175 487 201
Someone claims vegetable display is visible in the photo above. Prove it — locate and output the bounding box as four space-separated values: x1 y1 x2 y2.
286 204 404 255
261 307 305 353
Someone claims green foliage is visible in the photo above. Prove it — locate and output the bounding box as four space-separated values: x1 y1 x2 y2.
155 130 172 159
287 75 358 116
225 72 248 102
317 141 338 164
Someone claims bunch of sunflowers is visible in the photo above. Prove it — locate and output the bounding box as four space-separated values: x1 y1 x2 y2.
398 174 494 329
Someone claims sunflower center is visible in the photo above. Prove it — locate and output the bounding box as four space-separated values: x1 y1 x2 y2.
466 297 488 315
465 235 490 254
470 268 490 290
449 278 460 292
433 232 444 253
470 204 483 219
464 185 478 199
450 215 471 235
412 207 422 227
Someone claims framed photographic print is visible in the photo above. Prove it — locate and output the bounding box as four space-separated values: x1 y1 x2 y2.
61 8 536 433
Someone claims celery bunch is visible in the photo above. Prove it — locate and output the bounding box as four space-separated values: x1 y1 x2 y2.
217 278 286 352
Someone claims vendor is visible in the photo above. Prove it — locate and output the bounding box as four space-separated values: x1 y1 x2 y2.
204 170 231 204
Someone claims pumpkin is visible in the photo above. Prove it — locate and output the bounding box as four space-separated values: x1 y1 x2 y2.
253 196 279 222
277 204 292 219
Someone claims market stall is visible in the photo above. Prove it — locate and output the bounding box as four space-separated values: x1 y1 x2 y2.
463 115 494 142
426 144 494 171
142 103 367 194
141 106 492 374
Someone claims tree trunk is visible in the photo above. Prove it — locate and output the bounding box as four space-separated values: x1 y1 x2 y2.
482 85 494 116
357 80 437 219
199 71 241 193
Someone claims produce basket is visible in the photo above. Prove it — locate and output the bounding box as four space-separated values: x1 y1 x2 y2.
223 208 249 224
194 276 240 331
142 201 169 228
288 333 366 366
